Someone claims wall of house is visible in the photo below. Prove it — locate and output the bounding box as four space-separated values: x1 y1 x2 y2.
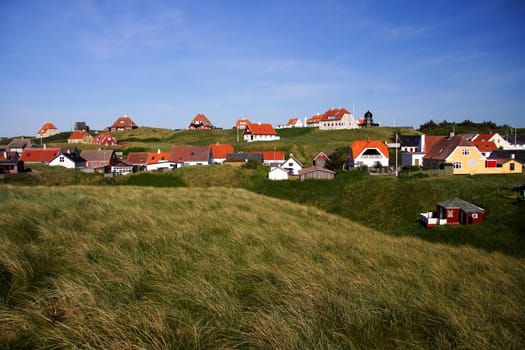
319 114 359 130
446 146 486 175
438 206 461 225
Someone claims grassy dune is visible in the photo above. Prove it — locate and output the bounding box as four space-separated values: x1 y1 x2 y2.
1 185 524 349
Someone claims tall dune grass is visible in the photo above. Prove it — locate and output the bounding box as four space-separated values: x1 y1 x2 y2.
0 185 524 349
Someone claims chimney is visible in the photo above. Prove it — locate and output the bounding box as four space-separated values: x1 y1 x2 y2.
511 153 515 160
157 148 161 154
449 130 455 138
43 144 47 149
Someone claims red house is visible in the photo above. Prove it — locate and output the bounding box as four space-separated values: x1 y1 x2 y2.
420 198 485 228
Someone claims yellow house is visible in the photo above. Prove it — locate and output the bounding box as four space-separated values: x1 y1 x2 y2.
423 135 522 175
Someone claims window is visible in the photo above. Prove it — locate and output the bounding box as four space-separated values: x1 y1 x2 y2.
59 156 64 163
462 148 470 156
454 162 462 169
472 213 478 219
510 163 515 171
447 210 454 218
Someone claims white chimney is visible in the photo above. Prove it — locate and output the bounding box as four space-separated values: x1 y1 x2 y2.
157 148 161 154
511 153 515 160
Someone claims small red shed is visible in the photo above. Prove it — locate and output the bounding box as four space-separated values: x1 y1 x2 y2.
436 198 485 225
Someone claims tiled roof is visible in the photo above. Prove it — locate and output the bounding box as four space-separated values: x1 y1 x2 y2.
127 152 149 165
225 152 263 163
470 139 498 153
244 123 277 135
20 148 62 163
298 166 335 175
286 118 299 126
234 118 251 128
257 150 285 161
306 114 322 124
423 135 446 153
351 140 389 158
68 130 91 140
169 146 211 163
8 138 33 149
80 150 115 162
147 151 171 164
93 133 117 145
424 136 473 161
437 198 485 213
210 143 234 159
319 107 351 122
189 114 213 128
111 116 137 129
37 122 58 135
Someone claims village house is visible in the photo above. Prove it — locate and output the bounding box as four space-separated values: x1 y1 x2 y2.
298 166 335 181
169 146 212 167
420 198 485 228
313 151 335 168
469 132 499 157
350 140 389 168
257 150 285 166
108 115 138 131
318 107 359 130
224 152 263 167
68 130 94 144
305 114 322 128
93 133 118 146
233 118 251 130
49 151 86 169
80 149 118 170
210 143 234 164
145 150 175 171
243 123 280 142
110 159 133 175
0 151 25 174
126 152 149 170
7 138 34 153
20 147 62 164
279 117 303 129
189 113 214 130
400 135 444 167
281 153 303 176
268 166 289 180
36 122 59 138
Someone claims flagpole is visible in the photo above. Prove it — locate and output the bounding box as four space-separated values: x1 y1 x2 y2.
395 131 399 177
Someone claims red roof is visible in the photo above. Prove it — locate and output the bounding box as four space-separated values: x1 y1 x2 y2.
37 122 58 135
68 130 91 140
20 148 62 163
169 146 211 163
258 150 285 161
423 136 446 153
286 118 299 126
93 133 117 146
111 116 137 129
126 152 149 165
306 114 322 124
320 107 351 122
424 136 474 161
210 143 234 159
351 140 389 158
244 123 277 136
147 151 171 164
189 114 213 129
234 118 251 128
470 139 498 153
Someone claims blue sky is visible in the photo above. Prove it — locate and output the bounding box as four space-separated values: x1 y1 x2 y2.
1 0 524 137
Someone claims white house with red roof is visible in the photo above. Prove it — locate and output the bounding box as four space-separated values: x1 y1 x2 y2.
243 123 280 142
318 107 359 130
257 150 285 166
350 140 389 168
278 117 303 129
36 122 60 138
109 115 138 131
210 143 234 164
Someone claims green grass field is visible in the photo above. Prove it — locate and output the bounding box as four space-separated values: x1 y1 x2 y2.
1 185 524 349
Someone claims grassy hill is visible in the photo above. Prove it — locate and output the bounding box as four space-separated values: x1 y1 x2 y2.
1 185 524 349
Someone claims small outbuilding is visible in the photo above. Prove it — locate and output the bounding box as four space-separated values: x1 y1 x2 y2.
420 198 485 228
298 166 335 181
